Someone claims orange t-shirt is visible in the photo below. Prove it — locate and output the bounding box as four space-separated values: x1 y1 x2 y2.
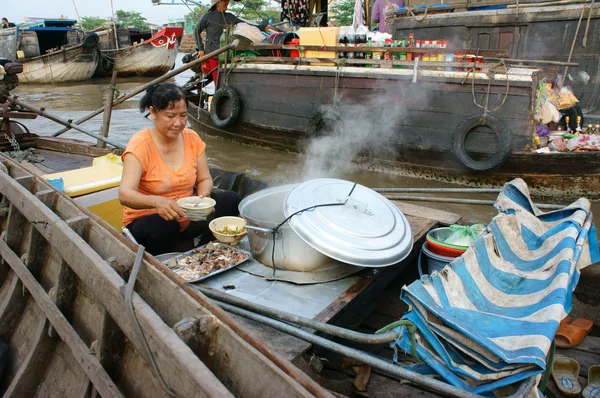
121 128 207 230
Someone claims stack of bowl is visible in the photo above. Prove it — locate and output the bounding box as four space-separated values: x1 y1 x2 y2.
177 196 216 221
425 227 468 258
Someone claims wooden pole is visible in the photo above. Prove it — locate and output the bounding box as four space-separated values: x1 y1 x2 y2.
97 71 118 148
110 0 120 49
9 97 126 150
51 40 239 137
71 0 82 27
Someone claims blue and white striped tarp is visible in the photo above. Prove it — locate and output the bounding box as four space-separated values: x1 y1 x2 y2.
392 179 600 395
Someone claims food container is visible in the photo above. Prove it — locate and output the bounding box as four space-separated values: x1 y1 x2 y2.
209 216 247 245
239 184 329 271
426 227 469 252
239 179 413 272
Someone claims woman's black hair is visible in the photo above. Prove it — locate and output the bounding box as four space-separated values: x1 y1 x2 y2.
139 83 186 113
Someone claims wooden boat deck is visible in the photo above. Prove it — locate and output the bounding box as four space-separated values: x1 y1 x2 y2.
8 146 598 397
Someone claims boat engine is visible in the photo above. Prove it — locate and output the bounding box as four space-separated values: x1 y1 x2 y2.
0 58 23 105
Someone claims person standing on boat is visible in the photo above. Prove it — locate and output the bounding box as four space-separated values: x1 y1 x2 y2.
194 0 273 84
371 0 403 33
1 18 16 29
119 83 241 255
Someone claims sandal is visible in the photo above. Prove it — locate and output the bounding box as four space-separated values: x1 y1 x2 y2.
555 317 594 348
551 355 582 397
582 365 600 398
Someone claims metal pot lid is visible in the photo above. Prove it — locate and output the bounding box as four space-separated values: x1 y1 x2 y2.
284 178 413 267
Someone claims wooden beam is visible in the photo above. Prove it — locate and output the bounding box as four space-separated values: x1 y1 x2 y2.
0 168 232 397
0 190 53 339
2 315 57 397
0 238 123 398
48 215 89 338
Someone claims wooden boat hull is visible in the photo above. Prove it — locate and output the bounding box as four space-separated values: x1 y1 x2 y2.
187 64 600 200
95 27 182 77
0 153 330 397
18 44 99 84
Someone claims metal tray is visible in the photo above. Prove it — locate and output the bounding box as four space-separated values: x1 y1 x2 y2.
161 242 252 283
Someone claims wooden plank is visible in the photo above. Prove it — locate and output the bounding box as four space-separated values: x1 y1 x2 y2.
48 215 89 338
0 167 233 398
35 137 112 159
2 314 57 397
0 189 54 339
0 239 123 398
392 201 462 226
355 371 443 398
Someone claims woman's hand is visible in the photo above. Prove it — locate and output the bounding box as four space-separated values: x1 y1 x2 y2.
198 50 205 58
154 196 187 221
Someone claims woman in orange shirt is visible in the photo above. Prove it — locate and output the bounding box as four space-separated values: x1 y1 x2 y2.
119 83 240 255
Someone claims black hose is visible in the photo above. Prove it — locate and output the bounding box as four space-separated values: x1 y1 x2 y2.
262 32 299 57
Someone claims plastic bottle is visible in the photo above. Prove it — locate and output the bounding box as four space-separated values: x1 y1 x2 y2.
408 32 415 47
444 44 455 71
346 26 356 59
397 38 407 69
364 36 373 68
337 27 347 59
355 25 367 60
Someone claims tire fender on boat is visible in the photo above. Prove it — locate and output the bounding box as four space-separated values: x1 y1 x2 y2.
452 114 512 172
100 56 114 73
82 32 99 49
210 86 240 128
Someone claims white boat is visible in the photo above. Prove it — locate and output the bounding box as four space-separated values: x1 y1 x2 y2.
95 27 183 77
0 18 99 84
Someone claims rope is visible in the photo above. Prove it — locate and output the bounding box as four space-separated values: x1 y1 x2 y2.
582 0 596 47
333 58 346 107
109 84 120 100
406 5 429 22
269 183 357 275
124 246 178 397
563 4 587 82
376 320 419 362
463 59 510 116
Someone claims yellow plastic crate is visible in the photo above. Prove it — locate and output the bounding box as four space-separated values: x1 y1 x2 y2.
299 27 340 66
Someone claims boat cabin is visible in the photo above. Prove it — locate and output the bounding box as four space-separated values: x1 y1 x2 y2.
0 18 84 60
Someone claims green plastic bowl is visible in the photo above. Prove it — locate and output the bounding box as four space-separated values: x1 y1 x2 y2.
426 227 469 251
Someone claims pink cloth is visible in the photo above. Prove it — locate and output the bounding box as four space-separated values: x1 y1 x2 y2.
371 0 404 33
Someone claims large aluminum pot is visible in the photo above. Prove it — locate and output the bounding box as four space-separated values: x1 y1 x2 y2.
238 184 330 272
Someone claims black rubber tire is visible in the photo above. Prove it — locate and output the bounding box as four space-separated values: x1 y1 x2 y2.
82 32 99 49
210 86 240 128
452 114 512 173
100 56 114 73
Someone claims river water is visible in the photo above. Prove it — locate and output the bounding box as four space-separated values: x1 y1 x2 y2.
12 54 595 225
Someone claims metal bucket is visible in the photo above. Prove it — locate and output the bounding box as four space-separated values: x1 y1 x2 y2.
238 184 330 272
418 242 454 277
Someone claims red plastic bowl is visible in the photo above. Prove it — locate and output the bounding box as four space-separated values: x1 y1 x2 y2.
426 237 466 258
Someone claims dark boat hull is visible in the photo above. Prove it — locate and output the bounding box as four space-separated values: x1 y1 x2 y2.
391 3 600 116
187 64 600 200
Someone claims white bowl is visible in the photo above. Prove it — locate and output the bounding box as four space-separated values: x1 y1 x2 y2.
178 196 216 217
209 216 247 245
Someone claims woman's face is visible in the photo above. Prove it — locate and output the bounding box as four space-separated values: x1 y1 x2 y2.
150 99 187 139
217 0 229 12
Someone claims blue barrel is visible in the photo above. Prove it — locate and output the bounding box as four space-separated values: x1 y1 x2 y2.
418 241 454 277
